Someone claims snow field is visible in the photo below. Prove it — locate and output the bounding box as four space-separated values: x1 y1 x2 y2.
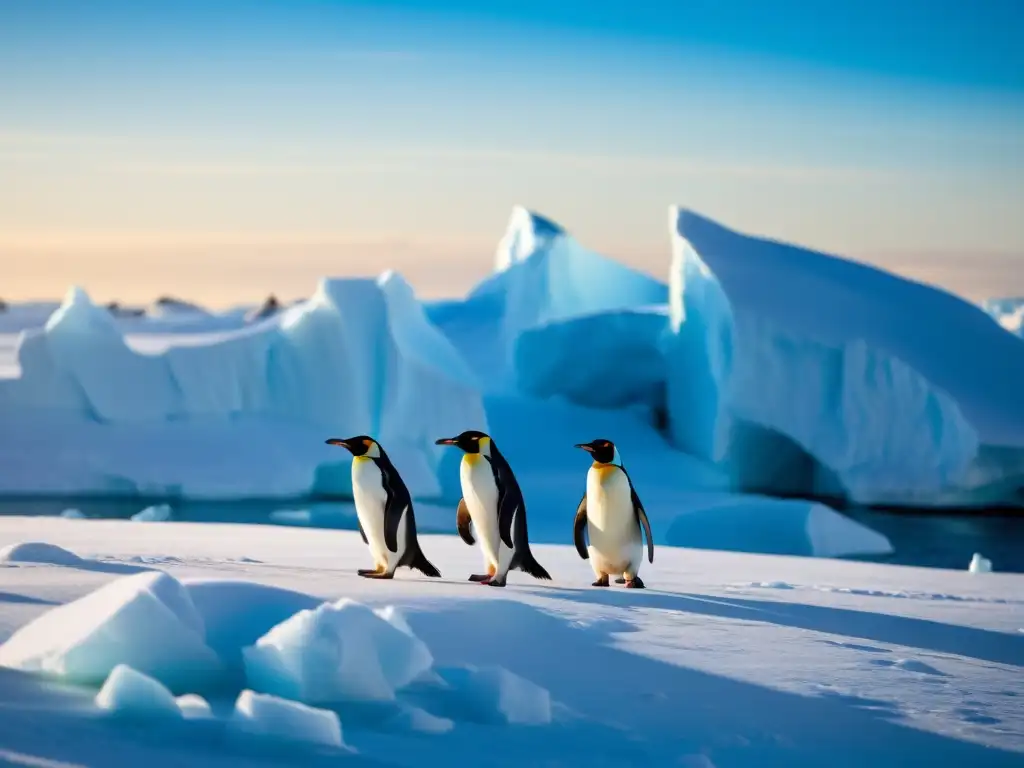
0 560 555 757
0 518 1019 767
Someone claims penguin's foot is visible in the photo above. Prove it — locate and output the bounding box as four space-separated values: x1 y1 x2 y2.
468 573 492 582
357 568 380 577
614 577 626 584
487 578 507 588
365 571 395 580
625 577 646 589
591 575 610 587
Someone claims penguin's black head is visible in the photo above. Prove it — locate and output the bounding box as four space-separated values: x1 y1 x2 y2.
325 435 378 457
574 439 617 465
435 430 491 454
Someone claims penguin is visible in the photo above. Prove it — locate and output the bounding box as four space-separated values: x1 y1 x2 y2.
435 430 551 587
325 436 441 580
572 439 654 589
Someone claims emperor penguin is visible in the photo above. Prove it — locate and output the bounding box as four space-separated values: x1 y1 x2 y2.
572 439 654 589
325 436 441 580
435 430 551 587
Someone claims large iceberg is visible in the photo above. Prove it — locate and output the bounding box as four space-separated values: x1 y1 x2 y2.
0 273 486 500
429 206 668 391
664 207 1024 505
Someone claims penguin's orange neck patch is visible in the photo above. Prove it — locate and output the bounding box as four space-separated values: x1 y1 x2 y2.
464 453 483 466
353 455 372 463
591 462 617 476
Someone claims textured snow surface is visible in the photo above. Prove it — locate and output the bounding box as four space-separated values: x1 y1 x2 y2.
0 518 1020 767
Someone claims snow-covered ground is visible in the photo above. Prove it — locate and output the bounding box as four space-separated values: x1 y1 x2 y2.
0 517 1020 767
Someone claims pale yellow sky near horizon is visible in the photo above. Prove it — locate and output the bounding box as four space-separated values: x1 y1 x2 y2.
2 226 1018 308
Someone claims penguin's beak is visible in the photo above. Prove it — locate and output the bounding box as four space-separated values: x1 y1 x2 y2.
325 438 352 451
574 442 595 453
435 437 457 446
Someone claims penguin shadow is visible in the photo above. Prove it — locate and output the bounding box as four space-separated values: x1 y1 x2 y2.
538 585 1024 668
396 598 1021 768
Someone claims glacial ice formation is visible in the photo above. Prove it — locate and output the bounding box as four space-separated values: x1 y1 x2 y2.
662 207 1021 505
0 273 487 500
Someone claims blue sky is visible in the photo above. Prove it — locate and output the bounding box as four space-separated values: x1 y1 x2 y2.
1 0 1022 304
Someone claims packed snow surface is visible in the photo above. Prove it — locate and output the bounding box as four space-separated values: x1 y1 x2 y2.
0 518 1020 768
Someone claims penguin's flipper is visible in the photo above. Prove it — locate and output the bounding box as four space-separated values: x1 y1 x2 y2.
631 486 654 564
381 482 404 554
488 455 516 550
496 487 517 550
573 493 589 560
456 498 475 546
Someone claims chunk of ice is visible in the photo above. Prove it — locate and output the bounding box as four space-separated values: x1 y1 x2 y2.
242 598 433 705
94 664 182 720
228 690 345 749
968 553 993 573
175 693 215 720
131 504 173 522
0 570 221 691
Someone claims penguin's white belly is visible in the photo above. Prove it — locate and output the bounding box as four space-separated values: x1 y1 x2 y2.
586 467 641 573
460 456 503 565
352 457 406 569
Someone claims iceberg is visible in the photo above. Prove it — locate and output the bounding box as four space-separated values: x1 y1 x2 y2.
662 207 1024 506
513 307 669 410
0 273 487 500
429 206 668 391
